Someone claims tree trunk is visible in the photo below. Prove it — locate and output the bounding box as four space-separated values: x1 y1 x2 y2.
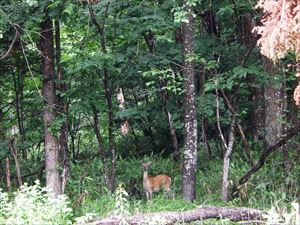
167 111 180 161
13 67 26 159
263 58 283 147
181 0 197 202
8 138 22 187
5 157 11 192
198 58 211 158
92 105 114 191
55 19 69 194
90 205 263 225
88 3 116 192
143 30 180 161
220 89 253 165
221 117 236 202
40 16 62 195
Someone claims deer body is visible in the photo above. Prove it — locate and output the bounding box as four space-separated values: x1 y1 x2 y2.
142 163 171 201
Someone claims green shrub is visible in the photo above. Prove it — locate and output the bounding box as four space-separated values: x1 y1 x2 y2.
0 181 72 225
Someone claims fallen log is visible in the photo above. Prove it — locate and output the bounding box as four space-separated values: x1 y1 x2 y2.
88 205 263 225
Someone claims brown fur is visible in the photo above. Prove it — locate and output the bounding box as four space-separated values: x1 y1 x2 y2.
142 162 171 201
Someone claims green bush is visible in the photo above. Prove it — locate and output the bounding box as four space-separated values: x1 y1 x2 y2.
0 181 72 225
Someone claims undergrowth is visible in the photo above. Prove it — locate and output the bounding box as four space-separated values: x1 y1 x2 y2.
67 149 299 224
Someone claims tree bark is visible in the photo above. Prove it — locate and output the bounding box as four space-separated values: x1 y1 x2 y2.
92 105 114 191
221 116 236 202
40 16 62 195
220 89 253 165
55 19 69 194
90 205 263 225
8 138 22 187
181 0 197 202
263 57 283 147
5 157 11 192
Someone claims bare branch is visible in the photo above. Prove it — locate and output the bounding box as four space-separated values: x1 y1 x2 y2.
0 26 19 60
232 123 300 197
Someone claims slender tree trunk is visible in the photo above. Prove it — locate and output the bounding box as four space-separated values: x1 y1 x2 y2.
181 0 198 202
143 30 180 161
167 111 180 161
220 90 253 165
198 63 211 158
88 3 116 191
55 19 69 194
221 117 236 202
8 138 22 187
40 16 62 195
92 105 114 191
5 157 11 192
13 68 26 159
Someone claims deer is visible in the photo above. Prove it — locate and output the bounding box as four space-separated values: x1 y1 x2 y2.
142 162 171 201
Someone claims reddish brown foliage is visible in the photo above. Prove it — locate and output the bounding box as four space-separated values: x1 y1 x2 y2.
253 0 300 104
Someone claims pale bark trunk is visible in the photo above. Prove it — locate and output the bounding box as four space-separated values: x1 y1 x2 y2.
221 117 236 202
8 138 22 187
6 157 11 192
40 16 62 195
181 0 197 202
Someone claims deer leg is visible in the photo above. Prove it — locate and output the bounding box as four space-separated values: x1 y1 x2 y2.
145 191 150 201
149 191 153 200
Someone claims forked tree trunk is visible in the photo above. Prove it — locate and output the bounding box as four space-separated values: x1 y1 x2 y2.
40 16 62 195
181 0 198 202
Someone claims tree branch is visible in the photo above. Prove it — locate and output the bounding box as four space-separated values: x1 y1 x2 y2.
0 26 19 60
232 123 300 197
220 89 253 165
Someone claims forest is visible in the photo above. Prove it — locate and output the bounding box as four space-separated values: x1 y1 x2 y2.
0 0 299 224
